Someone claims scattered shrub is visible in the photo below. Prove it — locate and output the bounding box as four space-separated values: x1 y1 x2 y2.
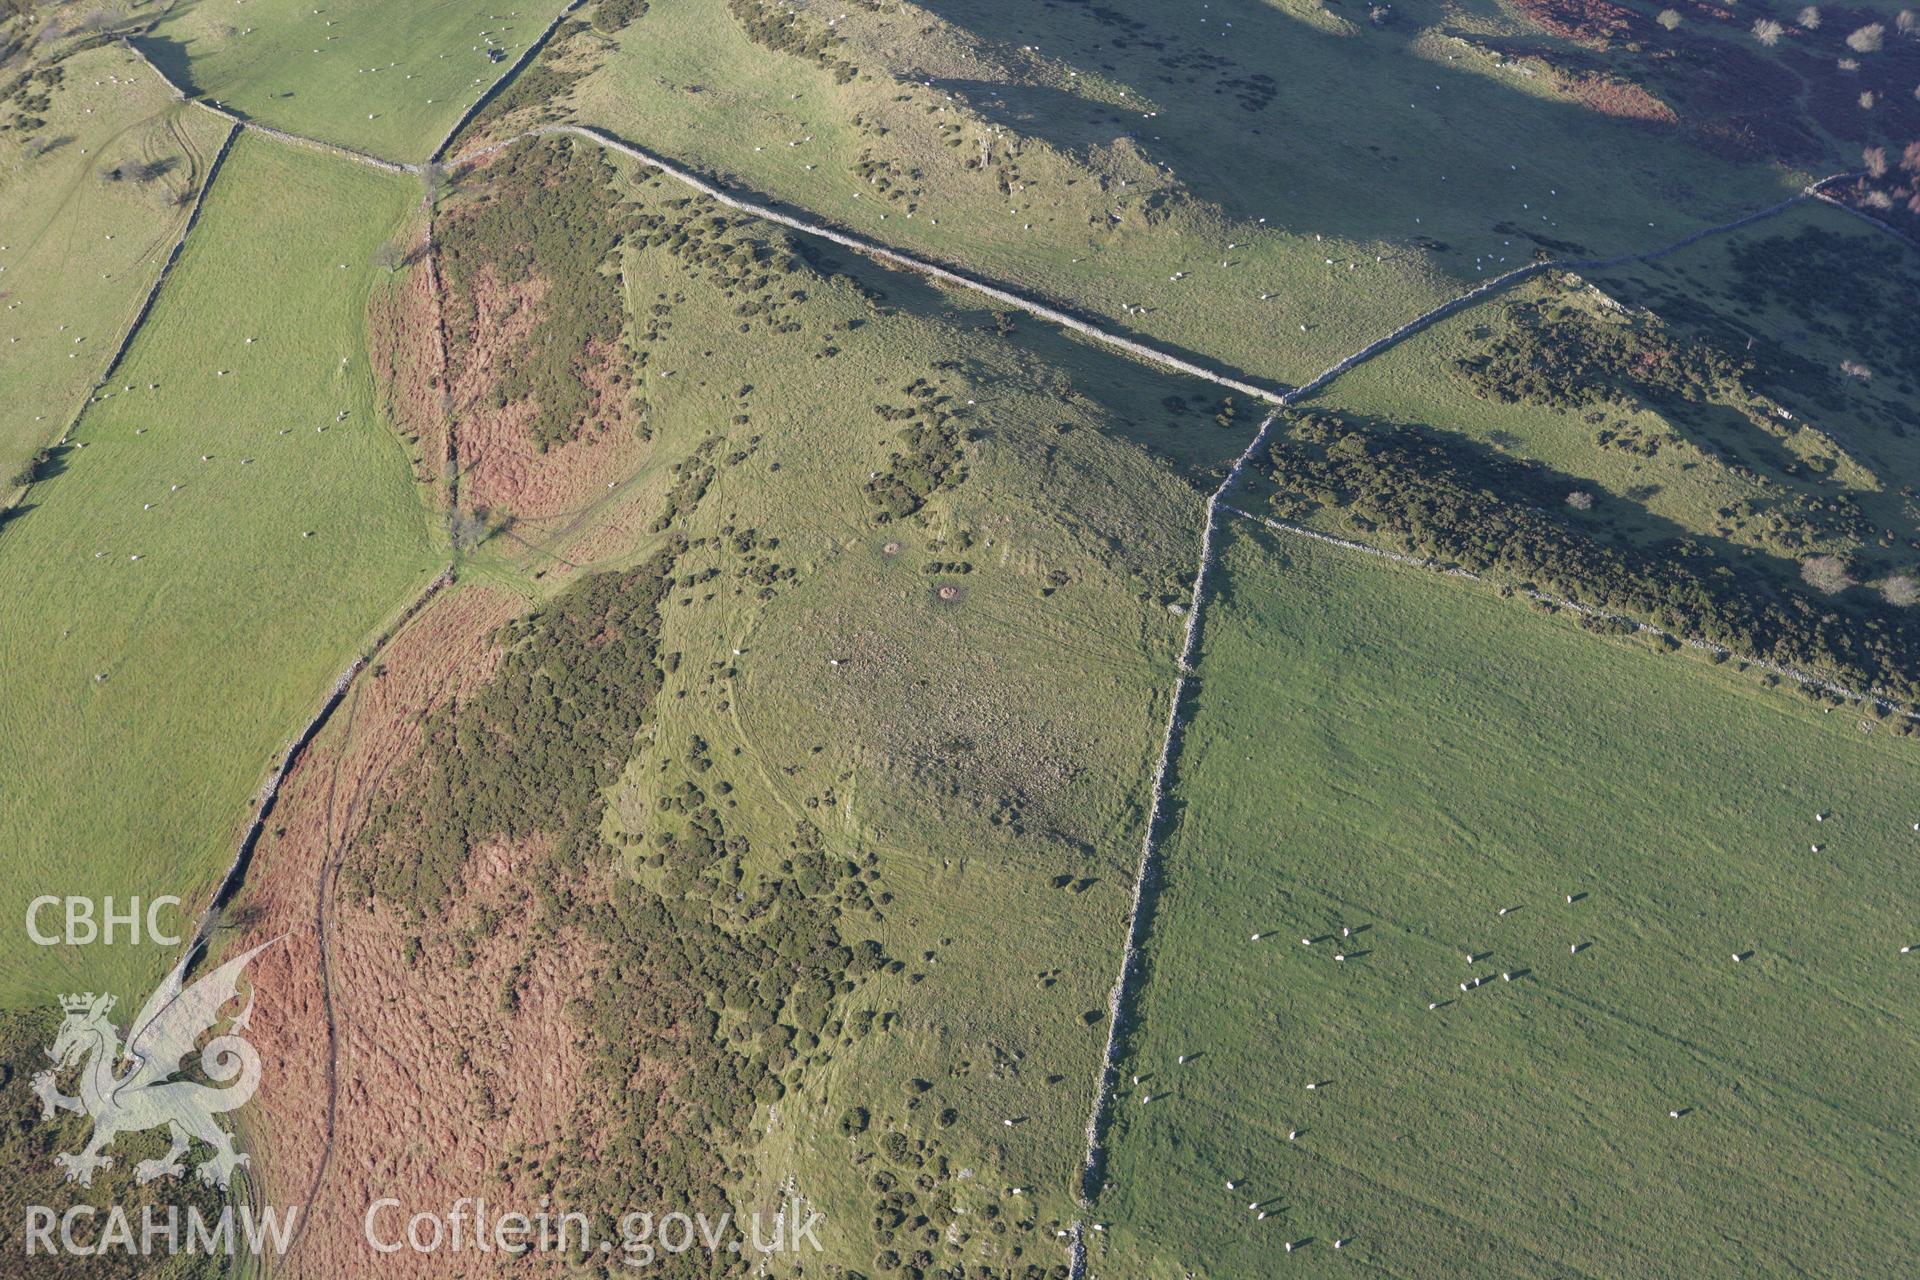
1801 554 1856 593
1261 411 1920 704
1847 23 1885 53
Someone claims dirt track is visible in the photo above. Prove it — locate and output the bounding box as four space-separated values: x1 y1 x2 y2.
233 585 608 1279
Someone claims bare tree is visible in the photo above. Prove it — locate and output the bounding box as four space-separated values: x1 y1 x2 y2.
1798 5 1822 29
1898 10 1917 36
1882 574 1919 606
449 507 489 552
1658 7 1682 28
1847 22 1885 52
1865 145 1889 176
1801 555 1856 594
1754 17 1785 44
372 241 405 272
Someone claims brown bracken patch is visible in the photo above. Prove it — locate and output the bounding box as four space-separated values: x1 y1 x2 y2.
1509 0 1648 48
234 587 610 1279
366 243 451 498
445 271 651 525
1560 72 1679 125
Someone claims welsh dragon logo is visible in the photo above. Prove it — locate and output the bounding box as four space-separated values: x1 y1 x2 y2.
31 938 278 1190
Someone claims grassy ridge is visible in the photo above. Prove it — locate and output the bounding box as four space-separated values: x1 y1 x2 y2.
578 159 1216 1263
0 135 441 1007
1096 522 1920 1278
348 139 1235 1268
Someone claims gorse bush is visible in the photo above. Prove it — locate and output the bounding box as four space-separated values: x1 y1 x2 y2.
440 138 631 451
1457 295 1747 413
1263 412 1920 706
353 539 683 909
727 0 858 84
351 532 895 1271
864 379 971 522
592 0 650 34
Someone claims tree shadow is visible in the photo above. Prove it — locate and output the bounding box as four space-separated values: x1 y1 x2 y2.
25 134 77 158
122 155 181 184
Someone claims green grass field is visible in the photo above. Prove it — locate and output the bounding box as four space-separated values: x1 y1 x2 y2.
0 42 232 494
1095 520 1920 1277
140 0 574 160
508 0 1809 389
0 134 441 1007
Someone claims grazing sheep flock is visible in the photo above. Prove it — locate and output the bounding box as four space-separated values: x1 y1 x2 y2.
1114 800 1914 1258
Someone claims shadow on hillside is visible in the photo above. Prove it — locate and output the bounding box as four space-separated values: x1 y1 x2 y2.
594 124 1288 408
129 36 207 100
132 34 268 122
787 231 1266 484
911 0 1780 254
1277 406 1886 609
1585 230 1920 575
